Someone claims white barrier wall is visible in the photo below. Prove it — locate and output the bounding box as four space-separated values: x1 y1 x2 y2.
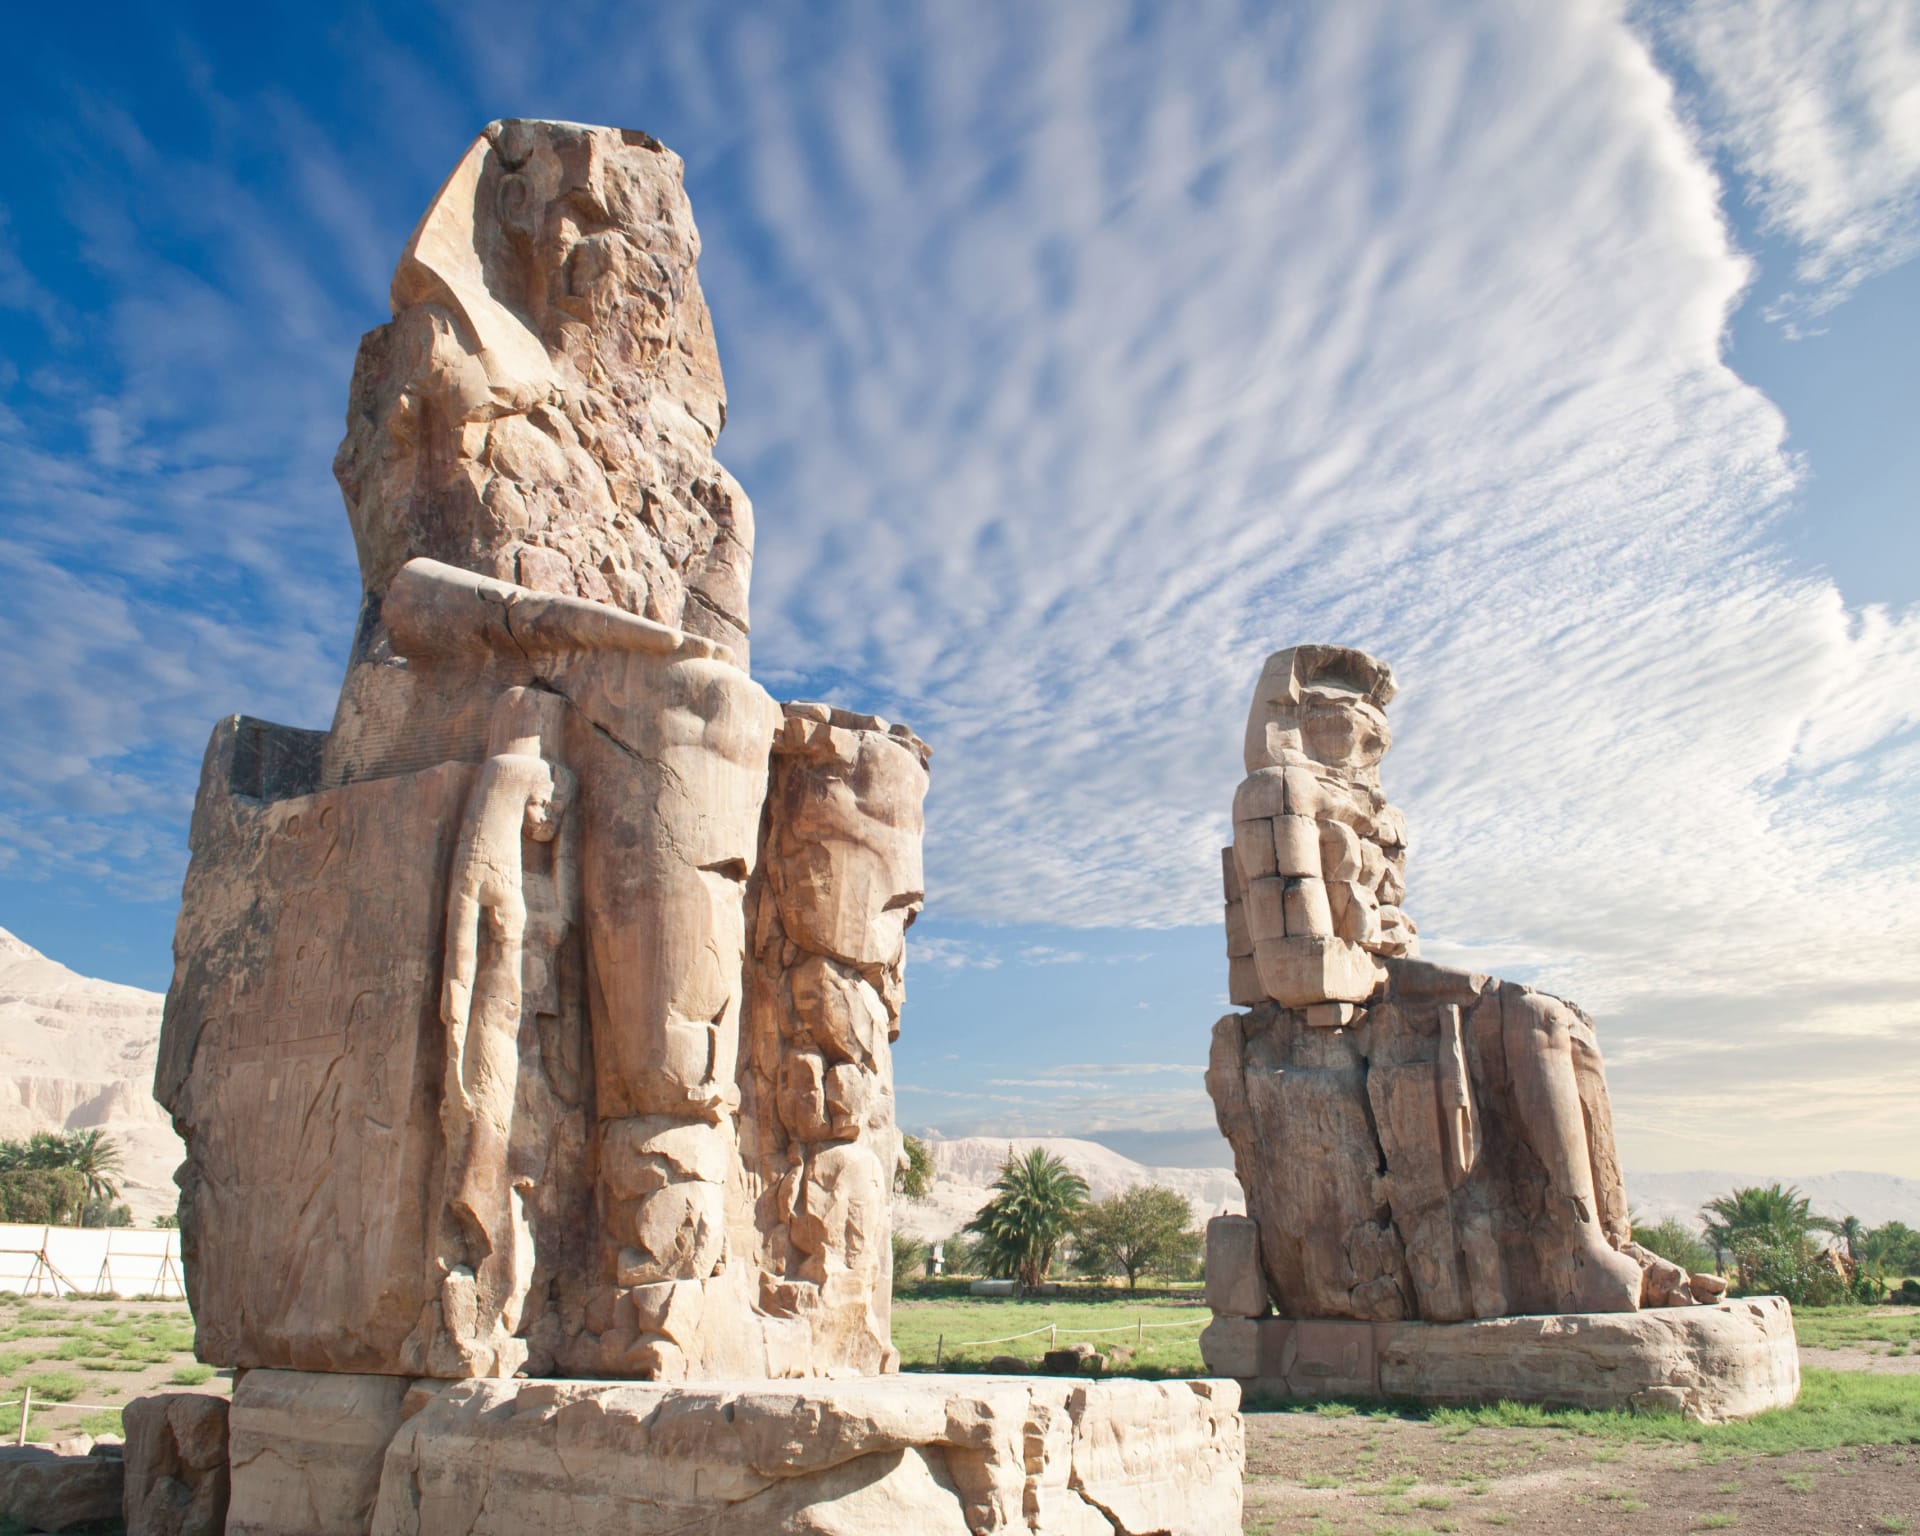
0 1223 185 1298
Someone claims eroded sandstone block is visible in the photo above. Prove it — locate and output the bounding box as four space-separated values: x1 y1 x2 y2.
123 1392 229 1536
1204 1215 1267 1319
1206 646 1765 1347
368 1375 1243 1536
1208 1300 1797 1422
156 121 930 1387
226 1372 414 1536
0 1444 122 1534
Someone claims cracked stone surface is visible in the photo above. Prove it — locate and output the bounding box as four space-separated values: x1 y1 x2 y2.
216 1370 1242 1536
1205 646 1771 1334
156 121 931 1386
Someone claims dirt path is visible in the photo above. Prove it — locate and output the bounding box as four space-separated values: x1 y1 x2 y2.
1242 1413 1919 1536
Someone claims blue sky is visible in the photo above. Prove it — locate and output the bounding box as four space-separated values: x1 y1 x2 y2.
2 1 1916 1176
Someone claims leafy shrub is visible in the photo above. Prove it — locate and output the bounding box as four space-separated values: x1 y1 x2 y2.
170 1363 215 1386
80 1196 133 1228
1632 1218 1714 1277
24 1371 85 1402
1731 1237 1852 1308
891 1231 929 1293
0 1168 87 1225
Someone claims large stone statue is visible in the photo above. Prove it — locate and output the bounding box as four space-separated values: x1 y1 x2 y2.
1202 645 1799 1420
158 121 929 1384
149 121 1245 1533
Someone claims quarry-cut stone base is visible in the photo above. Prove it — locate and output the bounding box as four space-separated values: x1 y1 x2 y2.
222 1368 1244 1535
1200 1296 1798 1423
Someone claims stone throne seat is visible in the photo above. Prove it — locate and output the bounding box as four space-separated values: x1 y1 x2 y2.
1199 644 1799 1423
147 119 1244 1535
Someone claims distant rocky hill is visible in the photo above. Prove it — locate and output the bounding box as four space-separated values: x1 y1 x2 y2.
0 927 181 1224
890 1132 1920 1248
6 927 1915 1244
1624 1168 1920 1235
892 1134 1246 1244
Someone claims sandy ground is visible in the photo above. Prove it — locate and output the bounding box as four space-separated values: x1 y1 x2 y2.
1241 1414 1919 1536
0 1296 228 1447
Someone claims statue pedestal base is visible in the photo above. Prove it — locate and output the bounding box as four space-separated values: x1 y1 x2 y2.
217 1368 1244 1535
1200 1296 1798 1423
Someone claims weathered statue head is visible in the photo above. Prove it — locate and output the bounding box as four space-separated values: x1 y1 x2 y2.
334 118 751 654
1243 644 1395 777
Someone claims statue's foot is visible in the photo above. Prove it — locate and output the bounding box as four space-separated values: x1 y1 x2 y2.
1569 1236 1644 1312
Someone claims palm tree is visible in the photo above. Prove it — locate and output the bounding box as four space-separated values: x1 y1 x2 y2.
64 1130 124 1204
964 1147 1090 1290
1700 1183 1817 1255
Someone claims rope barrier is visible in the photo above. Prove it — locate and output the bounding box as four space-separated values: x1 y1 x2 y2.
0 1399 125 1411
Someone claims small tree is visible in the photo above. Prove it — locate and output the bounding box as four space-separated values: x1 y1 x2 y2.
155 1213 180 1231
895 1134 935 1200
1862 1222 1920 1280
1631 1217 1714 1277
0 1167 88 1224
64 1130 124 1204
82 1196 134 1229
1701 1183 1819 1270
891 1230 929 1293
1074 1186 1201 1291
965 1147 1089 1290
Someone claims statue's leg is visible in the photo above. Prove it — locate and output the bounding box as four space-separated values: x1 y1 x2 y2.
1500 987 1641 1312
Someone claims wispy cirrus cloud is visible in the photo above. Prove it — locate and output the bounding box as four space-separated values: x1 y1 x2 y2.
1637 0 1920 328
2 0 1916 1170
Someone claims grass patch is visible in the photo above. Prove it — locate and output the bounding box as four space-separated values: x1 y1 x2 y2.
1793 1307 1920 1351
171 1363 215 1386
1415 1495 1454 1510
1694 1516 1736 1531
1872 1518 1908 1534
890 1289 1208 1376
78 1408 123 1438
1779 1471 1815 1492
1415 1371 1920 1452
23 1371 85 1402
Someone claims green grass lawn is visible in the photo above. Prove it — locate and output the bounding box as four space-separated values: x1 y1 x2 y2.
892 1283 1209 1375
1382 1370 1920 1453
1792 1305 1920 1351
891 1291 1920 1453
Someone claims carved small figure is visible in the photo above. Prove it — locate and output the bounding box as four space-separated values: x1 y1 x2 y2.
435 686 575 1374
